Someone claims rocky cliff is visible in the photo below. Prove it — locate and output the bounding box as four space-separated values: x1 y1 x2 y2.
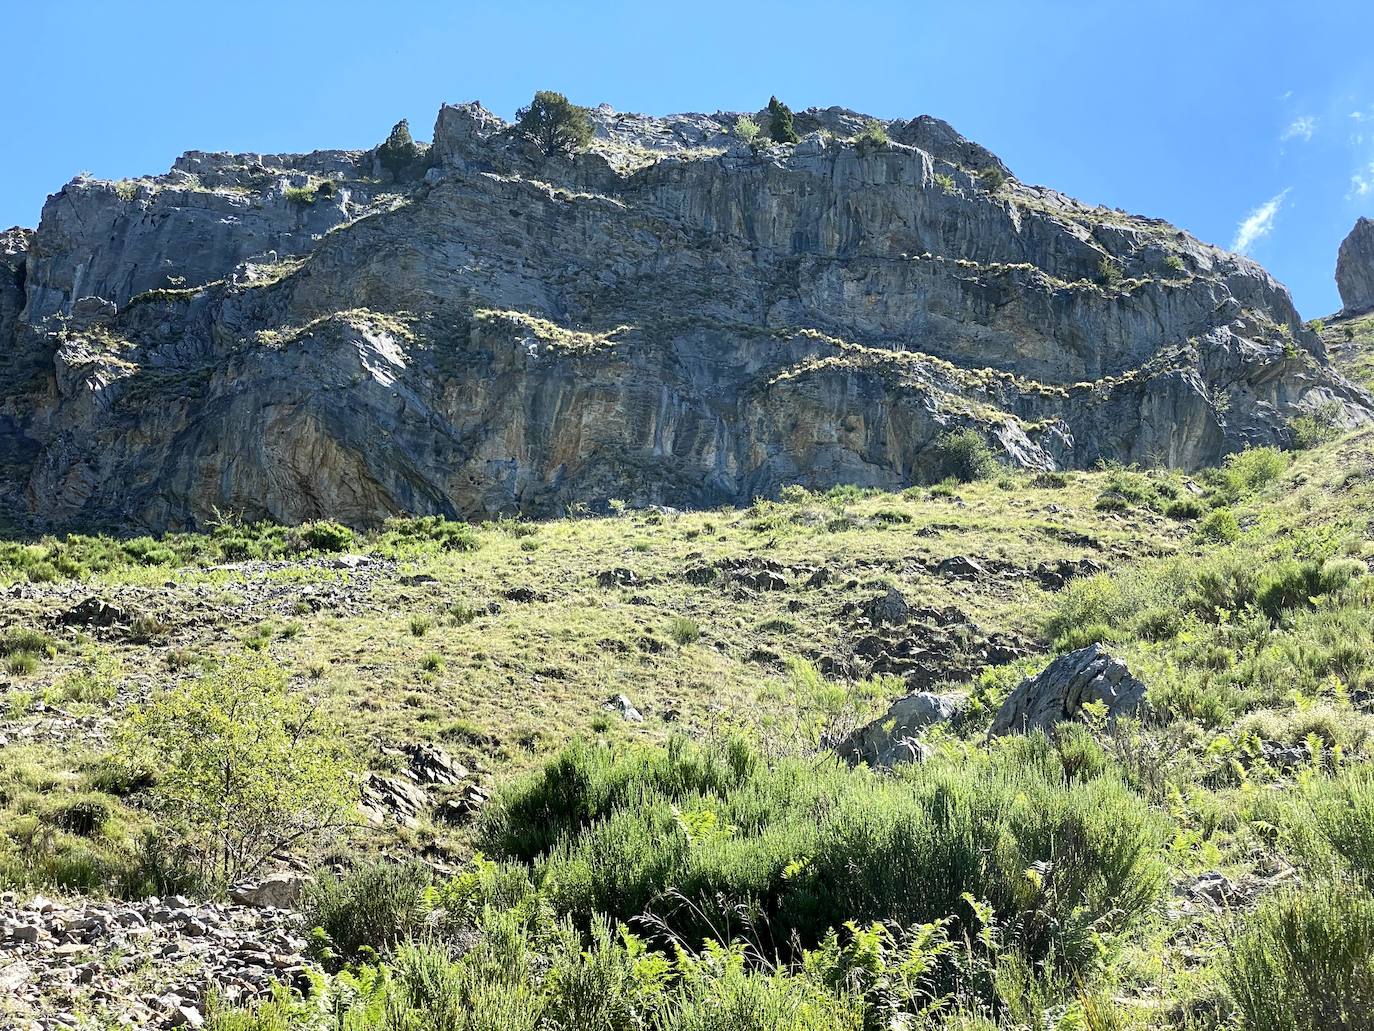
1338 217 1374 315
2 101 1370 530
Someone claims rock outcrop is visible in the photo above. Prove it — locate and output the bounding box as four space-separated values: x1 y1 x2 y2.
1338 217 1374 315
836 691 965 767
989 644 1146 736
2 100 1371 531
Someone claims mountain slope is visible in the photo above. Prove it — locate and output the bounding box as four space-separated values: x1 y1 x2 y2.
1 101 1369 530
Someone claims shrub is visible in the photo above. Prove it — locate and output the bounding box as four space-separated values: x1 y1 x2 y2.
927 429 998 484
978 166 1006 192
0 628 57 659
1097 258 1123 289
934 172 957 193
1198 508 1240 543
1164 497 1204 520
854 119 888 152
304 862 430 960
485 737 1165 974
733 115 761 144
117 657 351 885
377 118 422 178
283 183 319 205
516 90 593 157
1222 884 1374 1031
668 616 700 646
299 520 354 553
767 96 800 144
1289 400 1344 449
1164 254 1186 275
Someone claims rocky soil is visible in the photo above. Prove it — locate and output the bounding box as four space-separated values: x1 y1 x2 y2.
1 889 311 1029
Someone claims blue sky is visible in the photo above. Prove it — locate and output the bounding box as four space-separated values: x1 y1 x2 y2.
4 0 1372 317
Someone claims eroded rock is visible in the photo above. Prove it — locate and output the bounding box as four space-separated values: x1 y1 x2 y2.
989 644 1146 736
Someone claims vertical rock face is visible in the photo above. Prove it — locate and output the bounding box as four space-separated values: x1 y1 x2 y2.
1337 217 1374 315
0 100 1370 531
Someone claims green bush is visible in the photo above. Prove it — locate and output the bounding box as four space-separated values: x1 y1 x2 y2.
1198 508 1240 543
377 118 422 178
516 90 593 157
1222 884 1374 1031
767 96 800 144
484 736 1165 973
304 862 431 960
733 115 761 144
117 657 351 885
927 429 998 484
854 119 888 153
978 166 1006 192
1164 497 1205 520
298 520 354 553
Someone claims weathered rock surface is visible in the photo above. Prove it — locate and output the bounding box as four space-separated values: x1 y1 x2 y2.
1337 217 1374 315
989 643 1146 735
0 891 311 1029
2 100 1370 531
836 691 965 767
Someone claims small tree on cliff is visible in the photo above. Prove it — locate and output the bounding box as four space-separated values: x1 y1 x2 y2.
767 96 800 144
516 90 594 157
377 119 422 178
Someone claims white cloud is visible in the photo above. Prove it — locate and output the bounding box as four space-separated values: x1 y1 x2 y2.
1352 164 1374 198
1232 189 1290 254
1281 115 1317 142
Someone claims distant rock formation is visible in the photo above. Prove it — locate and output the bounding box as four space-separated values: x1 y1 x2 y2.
1338 217 1374 315
1 100 1370 531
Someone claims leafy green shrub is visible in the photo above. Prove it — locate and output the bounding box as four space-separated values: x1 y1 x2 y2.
1164 497 1204 520
1289 401 1344 450
1222 884 1374 1031
978 166 1006 192
927 429 998 484
1198 508 1241 543
1163 254 1186 275
854 119 888 152
117 657 351 885
377 118 422 178
516 90 593 156
1093 470 1166 513
298 520 354 553
767 96 800 144
733 115 761 144
283 183 319 206
668 616 700 646
304 862 430 960
1097 258 1123 289
485 736 1165 973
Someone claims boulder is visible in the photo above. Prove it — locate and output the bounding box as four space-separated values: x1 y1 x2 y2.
1337 217 1374 314
227 872 309 910
862 587 911 626
603 693 644 722
835 692 965 767
989 644 1146 736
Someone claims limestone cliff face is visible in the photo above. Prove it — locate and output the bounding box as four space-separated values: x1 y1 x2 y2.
1338 217 1374 315
2 101 1370 529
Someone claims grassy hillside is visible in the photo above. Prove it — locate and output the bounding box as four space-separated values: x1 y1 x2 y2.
3 432 1374 1029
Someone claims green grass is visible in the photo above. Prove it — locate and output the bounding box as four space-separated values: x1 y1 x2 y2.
10 431 1374 1026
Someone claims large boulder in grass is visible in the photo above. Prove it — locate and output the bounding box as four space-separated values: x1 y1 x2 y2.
990 644 1146 736
835 691 965 767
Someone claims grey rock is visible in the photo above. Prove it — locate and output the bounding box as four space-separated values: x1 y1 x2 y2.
989 644 1147 736
227 872 309 910
2 101 1371 531
836 691 965 767
1337 217 1374 314
862 587 912 626
603 693 644 722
